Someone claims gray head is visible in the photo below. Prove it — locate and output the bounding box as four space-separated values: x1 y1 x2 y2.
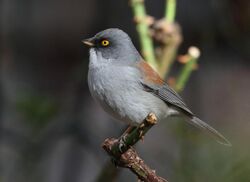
83 28 141 64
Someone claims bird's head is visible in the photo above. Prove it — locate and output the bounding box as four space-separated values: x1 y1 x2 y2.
83 28 141 64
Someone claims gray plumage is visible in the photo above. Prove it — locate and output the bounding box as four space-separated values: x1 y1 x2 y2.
85 28 231 146
88 48 168 125
142 83 193 115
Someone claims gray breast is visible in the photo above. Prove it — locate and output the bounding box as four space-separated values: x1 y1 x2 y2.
87 50 168 125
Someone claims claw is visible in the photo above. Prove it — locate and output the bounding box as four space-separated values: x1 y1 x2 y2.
118 135 127 152
140 135 144 142
139 123 145 129
139 130 144 141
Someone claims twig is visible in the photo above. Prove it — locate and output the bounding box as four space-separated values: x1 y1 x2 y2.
151 0 180 78
174 46 201 92
160 0 178 77
158 37 180 78
152 21 182 78
130 0 158 70
102 113 168 182
165 0 177 23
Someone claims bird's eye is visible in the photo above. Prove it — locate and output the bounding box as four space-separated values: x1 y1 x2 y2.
101 39 110 47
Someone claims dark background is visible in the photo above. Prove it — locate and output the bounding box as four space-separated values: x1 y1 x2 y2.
1 0 250 182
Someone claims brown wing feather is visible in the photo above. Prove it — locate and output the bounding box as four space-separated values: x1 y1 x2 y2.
137 61 164 85
137 60 193 116
136 60 231 146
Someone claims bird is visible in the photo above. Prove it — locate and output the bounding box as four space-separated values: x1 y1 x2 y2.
83 28 231 146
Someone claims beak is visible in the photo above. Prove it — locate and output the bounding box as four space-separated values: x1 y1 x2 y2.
82 38 95 47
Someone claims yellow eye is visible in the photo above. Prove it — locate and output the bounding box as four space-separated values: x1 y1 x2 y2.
101 39 109 46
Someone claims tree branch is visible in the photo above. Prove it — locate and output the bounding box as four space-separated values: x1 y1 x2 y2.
165 0 176 23
102 113 168 182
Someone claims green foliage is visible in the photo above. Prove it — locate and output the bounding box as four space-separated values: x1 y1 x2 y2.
16 94 58 130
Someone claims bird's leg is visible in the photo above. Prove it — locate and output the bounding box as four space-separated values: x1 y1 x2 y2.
138 122 145 140
118 113 158 152
122 125 137 136
118 125 137 153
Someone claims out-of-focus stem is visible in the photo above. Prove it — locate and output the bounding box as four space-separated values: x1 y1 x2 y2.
156 0 178 78
157 22 182 78
159 46 177 78
165 0 176 23
175 46 200 92
130 0 158 70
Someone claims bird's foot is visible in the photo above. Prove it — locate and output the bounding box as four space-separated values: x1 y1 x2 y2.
118 135 128 153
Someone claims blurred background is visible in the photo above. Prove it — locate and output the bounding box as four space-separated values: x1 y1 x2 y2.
1 0 250 182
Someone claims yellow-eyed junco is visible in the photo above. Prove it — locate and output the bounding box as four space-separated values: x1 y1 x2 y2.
83 28 231 146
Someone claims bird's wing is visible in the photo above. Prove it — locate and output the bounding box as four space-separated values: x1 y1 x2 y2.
136 60 232 146
136 60 193 116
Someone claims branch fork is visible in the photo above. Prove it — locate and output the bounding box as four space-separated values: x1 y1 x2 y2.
102 113 168 182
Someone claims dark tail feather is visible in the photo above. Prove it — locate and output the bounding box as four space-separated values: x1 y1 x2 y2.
186 116 232 146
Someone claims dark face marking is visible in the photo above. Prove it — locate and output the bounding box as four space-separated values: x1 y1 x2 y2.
90 28 141 62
